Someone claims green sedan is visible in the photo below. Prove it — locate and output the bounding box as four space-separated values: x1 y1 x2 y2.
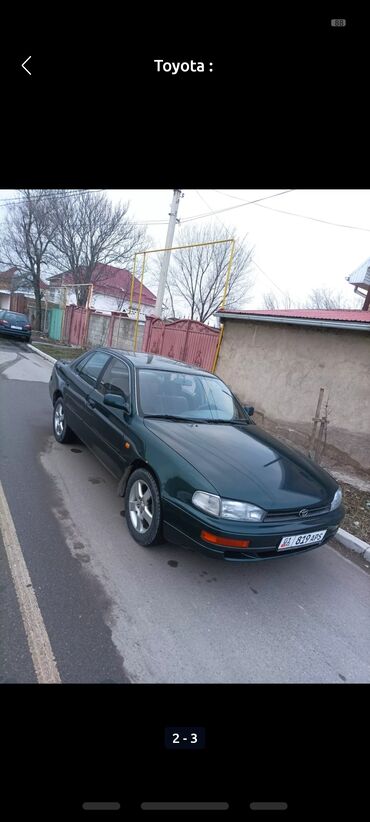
49 349 344 561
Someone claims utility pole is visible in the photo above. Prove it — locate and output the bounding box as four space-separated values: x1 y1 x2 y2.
154 189 182 318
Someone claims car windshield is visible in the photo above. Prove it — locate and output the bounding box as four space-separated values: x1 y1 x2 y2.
137 369 250 422
3 312 28 323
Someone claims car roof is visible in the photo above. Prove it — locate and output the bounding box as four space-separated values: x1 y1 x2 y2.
99 348 214 376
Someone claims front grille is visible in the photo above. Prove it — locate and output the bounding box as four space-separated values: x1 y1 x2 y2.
264 504 331 522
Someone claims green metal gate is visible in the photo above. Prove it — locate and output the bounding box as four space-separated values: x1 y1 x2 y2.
49 307 64 341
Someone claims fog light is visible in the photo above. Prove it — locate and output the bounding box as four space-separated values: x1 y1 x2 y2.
200 530 250 548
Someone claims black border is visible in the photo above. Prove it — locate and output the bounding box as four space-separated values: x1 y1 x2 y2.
1 12 368 820
1 10 368 186
3 684 367 819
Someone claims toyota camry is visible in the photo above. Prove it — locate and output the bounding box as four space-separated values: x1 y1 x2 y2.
49 349 344 561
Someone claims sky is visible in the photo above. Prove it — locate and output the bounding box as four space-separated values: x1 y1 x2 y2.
1 189 370 311
106 189 370 309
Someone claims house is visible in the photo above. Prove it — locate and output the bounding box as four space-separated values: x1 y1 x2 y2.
0 267 19 309
214 308 370 473
0 267 49 315
47 264 157 321
346 257 370 309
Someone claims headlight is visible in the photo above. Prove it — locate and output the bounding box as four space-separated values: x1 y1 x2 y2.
192 491 265 521
330 488 342 510
221 499 265 521
192 491 221 516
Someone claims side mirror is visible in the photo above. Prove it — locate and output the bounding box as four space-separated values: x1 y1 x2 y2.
104 392 130 413
244 405 254 417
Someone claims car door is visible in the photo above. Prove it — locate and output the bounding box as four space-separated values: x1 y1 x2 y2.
64 351 112 441
83 356 134 478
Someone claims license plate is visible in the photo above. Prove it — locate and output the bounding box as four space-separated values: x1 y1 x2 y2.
278 530 327 551
11 325 22 330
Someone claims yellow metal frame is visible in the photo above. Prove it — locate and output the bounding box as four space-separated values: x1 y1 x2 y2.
211 322 225 374
129 238 235 354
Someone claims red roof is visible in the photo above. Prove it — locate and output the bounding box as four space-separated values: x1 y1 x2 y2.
0 267 18 281
217 308 370 323
0 267 48 291
48 264 156 305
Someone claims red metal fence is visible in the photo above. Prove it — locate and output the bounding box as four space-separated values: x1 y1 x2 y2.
62 305 90 346
142 317 220 372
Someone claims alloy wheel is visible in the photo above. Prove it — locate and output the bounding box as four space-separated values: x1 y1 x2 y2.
54 401 65 437
128 480 153 534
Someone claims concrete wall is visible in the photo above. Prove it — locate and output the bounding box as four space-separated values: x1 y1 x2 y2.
86 314 145 350
111 317 144 351
87 314 111 347
216 319 370 471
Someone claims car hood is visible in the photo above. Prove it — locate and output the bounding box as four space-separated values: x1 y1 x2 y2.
144 419 337 511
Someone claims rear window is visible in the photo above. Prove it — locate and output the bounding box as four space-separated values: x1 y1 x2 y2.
3 312 28 323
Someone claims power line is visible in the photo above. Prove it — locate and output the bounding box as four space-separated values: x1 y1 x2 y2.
213 189 296 203
179 190 295 223
254 201 370 232
213 189 370 233
195 190 230 234
0 189 104 208
252 260 288 296
4 188 367 235
195 191 290 299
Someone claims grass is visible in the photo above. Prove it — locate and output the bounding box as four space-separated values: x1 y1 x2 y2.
32 342 87 360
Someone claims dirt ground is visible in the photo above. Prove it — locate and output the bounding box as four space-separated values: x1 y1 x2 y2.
340 482 370 544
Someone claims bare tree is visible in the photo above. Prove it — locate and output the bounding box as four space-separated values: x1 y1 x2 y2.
0 190 59 330
262 291 293 310
304 286 362 309
149 224 254 323
48 191 148 307
262 286 363 311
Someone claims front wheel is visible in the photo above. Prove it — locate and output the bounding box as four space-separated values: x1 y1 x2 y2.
125 468 163 546
53 397 74 443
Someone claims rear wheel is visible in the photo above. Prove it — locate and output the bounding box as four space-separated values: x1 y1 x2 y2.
53 397 74 443
125 468 163 546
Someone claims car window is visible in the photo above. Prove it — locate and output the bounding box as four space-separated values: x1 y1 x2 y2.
75 351 111 387
73 352 93 371
4 312 28 322
98 357 130 399
138 369 247 421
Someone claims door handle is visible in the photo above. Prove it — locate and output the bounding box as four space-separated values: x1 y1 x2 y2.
86 398 96 408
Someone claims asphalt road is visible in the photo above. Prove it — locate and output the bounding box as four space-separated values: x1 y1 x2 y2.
0 338 369 683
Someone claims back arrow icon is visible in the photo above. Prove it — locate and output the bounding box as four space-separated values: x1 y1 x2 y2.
22 56 31 76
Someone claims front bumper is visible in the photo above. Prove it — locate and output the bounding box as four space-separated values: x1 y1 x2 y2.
162 498 345 561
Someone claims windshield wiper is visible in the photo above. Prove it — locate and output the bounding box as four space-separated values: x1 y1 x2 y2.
144 414 206 423
203 418 251 424
144 415 251 424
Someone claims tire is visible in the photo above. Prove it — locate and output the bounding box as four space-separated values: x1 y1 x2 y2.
125 468 163 547
53 397 74 444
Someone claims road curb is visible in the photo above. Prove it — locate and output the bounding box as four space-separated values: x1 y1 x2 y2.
335 528 370 562
27 344 57 364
